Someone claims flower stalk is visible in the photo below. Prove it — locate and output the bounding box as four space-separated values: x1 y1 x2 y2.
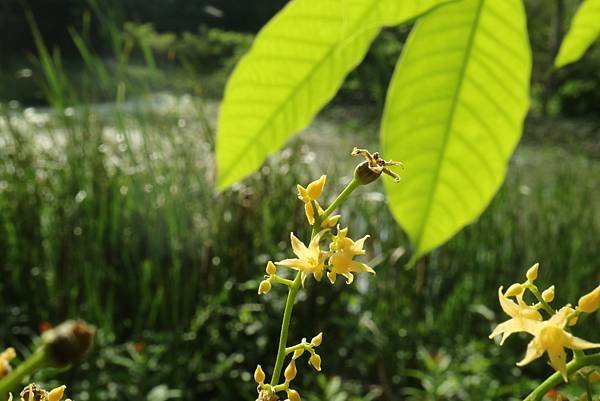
0 349 49 401
254 148 402 400
523 352 600 401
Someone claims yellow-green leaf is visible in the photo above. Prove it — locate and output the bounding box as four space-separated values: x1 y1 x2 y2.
555 0 600 68
381 0 531 262
216 0 452 190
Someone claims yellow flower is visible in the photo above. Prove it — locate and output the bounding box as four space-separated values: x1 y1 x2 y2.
47 386 66 401
327 226 375 285
578 284 600 313
489 287 543 345
254 365 266 385
0 347 16 378
526 262 539 282
517 306 600 381
297 175 326 203
296 176 340 227
277 232 326 285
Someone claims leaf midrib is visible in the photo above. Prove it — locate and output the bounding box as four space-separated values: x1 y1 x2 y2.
218 1 383 186
411 0 486 256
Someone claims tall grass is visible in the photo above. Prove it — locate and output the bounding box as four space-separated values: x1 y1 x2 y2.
0 14 598 401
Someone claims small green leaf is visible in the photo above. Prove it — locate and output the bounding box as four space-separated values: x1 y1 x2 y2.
555 0 600 68
381 0 531 262
216 0 453 190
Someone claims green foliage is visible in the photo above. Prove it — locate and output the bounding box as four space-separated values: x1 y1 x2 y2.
1 97 599 399
381 0 531 261
215 0 539 260
403 343 536 401
176 26 253 73
555 0 600 68
215 0 452 190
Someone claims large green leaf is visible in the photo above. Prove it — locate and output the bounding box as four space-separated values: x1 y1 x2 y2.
381 0 531 262
216 0 452 189
555 0 600 68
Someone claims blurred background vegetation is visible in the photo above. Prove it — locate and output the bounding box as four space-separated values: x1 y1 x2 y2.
0 0 598 400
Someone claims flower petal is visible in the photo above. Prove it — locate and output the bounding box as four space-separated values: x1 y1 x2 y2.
308 230 326 255
546 345 568 382
349 260 375 274
517 338 544 367
306 175 326 200
566 334 600 350
498 287 521 318
297 184 309 202
290 232 309 259
352 235 370 253
277 258 312 271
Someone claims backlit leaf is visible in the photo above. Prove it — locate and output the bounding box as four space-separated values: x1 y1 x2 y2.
381 0 531 262
216 0 452 189
555 0 600 68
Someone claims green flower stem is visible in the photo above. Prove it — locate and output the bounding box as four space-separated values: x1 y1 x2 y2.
523 352 600 401
272 384 288 392
271 275 294 287
312 178 360 237
526 284 555 315
321 178 360 223
270 177 360 387
285 342 311 356
0 347 50 400
270 272 302 386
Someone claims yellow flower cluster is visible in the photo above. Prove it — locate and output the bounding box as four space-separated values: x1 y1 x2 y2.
490 263 600 381
254 333 323 401
253 148 402 401
296 175 340 227
265 175 376 287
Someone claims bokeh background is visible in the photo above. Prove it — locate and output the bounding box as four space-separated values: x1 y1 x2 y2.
0 1 598 400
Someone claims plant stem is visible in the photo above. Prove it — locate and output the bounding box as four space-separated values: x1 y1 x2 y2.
270 272 302 386
312 178 360 237
270 177 360 386
526 284 555 315
285 342 311 356
271 275 294 287
321 178 360 223
523 352 600 401
0 347 49 400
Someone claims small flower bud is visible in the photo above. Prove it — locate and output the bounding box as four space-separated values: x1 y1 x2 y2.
48 385 66 401
292 349 304 360
287 389 301 401
310 332 323 347
284 360 297 382
578 285 600 313
505 283 524 297
42 320 95 367
542 285 555 302
266 261 277 276
306 175 326 200
308 353 321 371
254 365 266 384
0 347 16 378
526 263 539 282
258 280 272 295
